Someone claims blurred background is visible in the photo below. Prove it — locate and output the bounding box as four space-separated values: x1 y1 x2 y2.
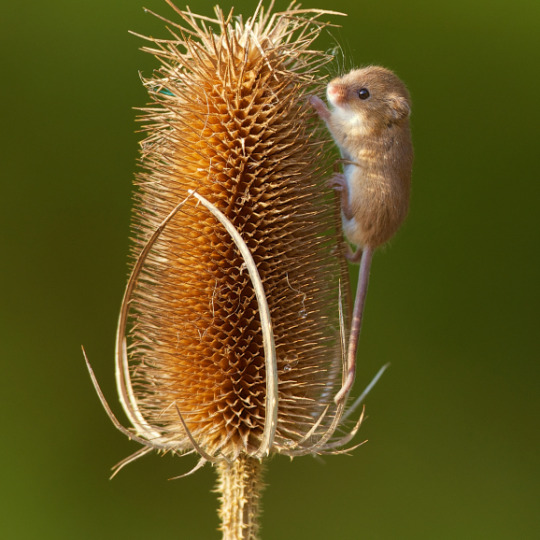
1 0 539 538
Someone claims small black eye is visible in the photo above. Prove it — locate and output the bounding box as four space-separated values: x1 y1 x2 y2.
358 88 370 100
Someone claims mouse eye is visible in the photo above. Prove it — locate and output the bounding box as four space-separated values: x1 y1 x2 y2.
358 88 370 100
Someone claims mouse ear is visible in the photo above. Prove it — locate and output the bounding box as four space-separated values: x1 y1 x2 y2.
388 94 411 120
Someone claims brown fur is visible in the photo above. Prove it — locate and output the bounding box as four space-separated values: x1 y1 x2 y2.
311 66 413 250
310 66 414 404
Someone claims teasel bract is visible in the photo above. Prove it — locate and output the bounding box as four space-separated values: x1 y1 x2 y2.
85 2 369 538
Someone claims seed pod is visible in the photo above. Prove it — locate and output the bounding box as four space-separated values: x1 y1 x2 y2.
79 4 371 489
118 1 359 466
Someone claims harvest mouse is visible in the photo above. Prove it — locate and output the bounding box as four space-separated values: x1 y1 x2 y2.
310 66 413 404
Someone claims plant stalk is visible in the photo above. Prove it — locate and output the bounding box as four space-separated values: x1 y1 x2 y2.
216 456 265 540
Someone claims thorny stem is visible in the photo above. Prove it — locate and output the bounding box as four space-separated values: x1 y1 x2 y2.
216 456 265 540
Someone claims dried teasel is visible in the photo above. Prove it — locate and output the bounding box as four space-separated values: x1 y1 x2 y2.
84 1 382 538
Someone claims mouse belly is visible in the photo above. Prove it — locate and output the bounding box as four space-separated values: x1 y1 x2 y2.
342 214 366 249
340 166 368 248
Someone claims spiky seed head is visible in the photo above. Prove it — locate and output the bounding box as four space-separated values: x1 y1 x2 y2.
121 1 353 465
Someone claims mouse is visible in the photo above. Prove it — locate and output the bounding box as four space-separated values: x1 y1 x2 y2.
309 66 413 404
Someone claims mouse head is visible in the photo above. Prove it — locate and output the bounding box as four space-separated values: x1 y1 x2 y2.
327 66 411 129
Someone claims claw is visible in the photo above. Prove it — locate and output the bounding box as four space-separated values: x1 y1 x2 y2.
308 94 331 121
345 247 363 264
327 173 346 190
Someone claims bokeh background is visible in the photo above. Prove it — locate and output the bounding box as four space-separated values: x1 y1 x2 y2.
2 0 539 538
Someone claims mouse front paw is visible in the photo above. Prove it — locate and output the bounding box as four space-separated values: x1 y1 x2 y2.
308 95 330 121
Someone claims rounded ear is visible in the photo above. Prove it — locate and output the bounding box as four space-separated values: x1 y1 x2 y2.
388 94 411 120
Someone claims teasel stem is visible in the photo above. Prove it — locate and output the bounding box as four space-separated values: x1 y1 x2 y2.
216 456 265 540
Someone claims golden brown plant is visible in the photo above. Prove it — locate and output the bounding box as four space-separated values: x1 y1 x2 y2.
85 2 372 538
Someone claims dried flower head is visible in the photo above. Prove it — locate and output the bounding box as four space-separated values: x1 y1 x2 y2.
85 1 372 484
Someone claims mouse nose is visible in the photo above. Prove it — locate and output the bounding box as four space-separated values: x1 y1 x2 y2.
327 83 346 105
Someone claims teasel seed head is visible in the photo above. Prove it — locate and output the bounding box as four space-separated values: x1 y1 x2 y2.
84 2 371 477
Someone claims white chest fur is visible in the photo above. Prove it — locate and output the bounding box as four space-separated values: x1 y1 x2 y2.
331 106 369 138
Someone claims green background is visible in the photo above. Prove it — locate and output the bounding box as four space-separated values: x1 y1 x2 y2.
2 0 539 538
